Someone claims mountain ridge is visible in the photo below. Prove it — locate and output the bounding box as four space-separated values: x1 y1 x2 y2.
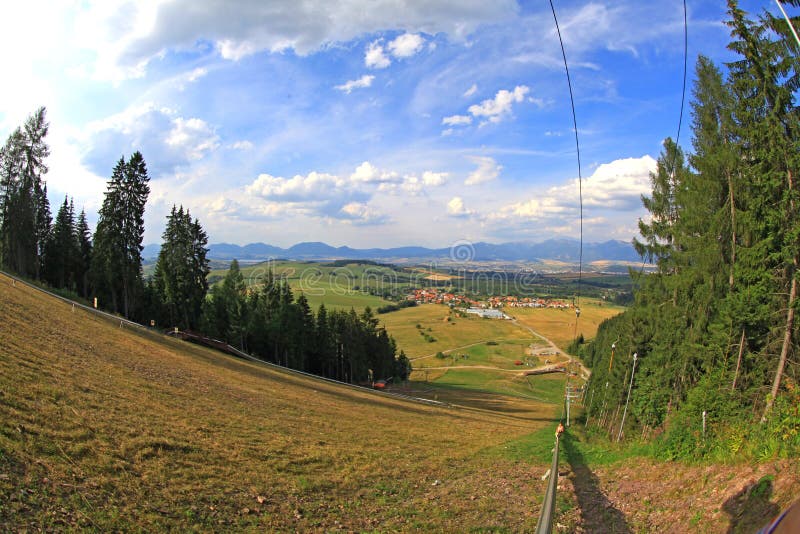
143 238 640 263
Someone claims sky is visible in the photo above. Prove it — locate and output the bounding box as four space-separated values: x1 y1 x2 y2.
0 0 792 248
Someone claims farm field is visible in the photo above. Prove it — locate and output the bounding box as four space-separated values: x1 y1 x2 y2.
0 273 558 531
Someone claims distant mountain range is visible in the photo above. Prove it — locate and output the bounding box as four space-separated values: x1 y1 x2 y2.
142 238 641 264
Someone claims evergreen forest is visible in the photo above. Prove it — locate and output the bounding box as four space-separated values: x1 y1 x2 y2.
579 2 800 460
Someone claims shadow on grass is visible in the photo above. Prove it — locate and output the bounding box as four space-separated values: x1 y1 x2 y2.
721 476 779 534
561 433 632 534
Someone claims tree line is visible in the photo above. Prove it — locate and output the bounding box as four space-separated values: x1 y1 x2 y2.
0 109 410 385
577 1 799 460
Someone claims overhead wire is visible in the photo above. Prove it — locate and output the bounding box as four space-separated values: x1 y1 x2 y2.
635 0 689 279
547 0 583 353
774 0 800 49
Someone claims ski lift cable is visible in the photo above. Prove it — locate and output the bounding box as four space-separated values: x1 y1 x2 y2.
774 0 800 49
547 0 583 348
636 0 688 278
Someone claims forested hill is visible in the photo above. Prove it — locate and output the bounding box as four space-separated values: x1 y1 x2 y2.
577 3 799 461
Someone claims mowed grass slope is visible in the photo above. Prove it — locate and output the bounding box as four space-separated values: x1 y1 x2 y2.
0 275 556 531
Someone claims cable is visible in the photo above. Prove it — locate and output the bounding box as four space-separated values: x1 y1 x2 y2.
547 0 583 346
775 0 800 49
636 0 688 278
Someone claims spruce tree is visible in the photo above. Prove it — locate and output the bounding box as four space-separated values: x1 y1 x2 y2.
153 205 210 329
91 152 150 318
0 108 50 278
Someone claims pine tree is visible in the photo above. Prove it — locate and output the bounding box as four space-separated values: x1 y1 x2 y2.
44 196 78 289
91 152 150 318
153 205 210 329
0 108 50 278
75 209 92 298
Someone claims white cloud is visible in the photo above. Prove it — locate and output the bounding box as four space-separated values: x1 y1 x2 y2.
442 114 472 126
350 161 401 183
446 196 473 217
441 85 534 132
463 84 477 97
386 170 448 195
489 155 657 230
365 40 391 68
465 156 502 185
71 1 518 80
468 85 529 123
334 74 375 93
246 171 347 202
339 202 389 225
243 161 446 219
81 103 220 176
547 155 657 210
206 196 291 221
230 140 254 150
388 33 424 58
422 171 448 186
165 117 220 160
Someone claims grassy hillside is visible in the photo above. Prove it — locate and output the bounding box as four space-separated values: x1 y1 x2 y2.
0 274 558 531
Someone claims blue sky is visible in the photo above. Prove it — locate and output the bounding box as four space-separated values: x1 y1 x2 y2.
0 0 790 248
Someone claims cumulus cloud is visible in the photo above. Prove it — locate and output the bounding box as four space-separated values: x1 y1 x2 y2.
442 114 472 126
244 161 447 220
388 33 425 58
165 117 220 160
446 196 474 217
81 103 220 176
365 40 391 68
548 155 657 210
422 171 448 186
489 155 657 229
350 161 401 183
468 85 529 123
334 74 375 93
384 170 448 196
465 156 502 185
246 171 350 203
230 140 254 150
73 1 517 80
206 196 292 221
441 85 534 131
339 202 389 225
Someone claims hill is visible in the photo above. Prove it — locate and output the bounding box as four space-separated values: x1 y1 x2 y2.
0 273 557 531
2 274 798 532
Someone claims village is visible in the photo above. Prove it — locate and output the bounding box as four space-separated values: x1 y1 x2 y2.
406 287 572 316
